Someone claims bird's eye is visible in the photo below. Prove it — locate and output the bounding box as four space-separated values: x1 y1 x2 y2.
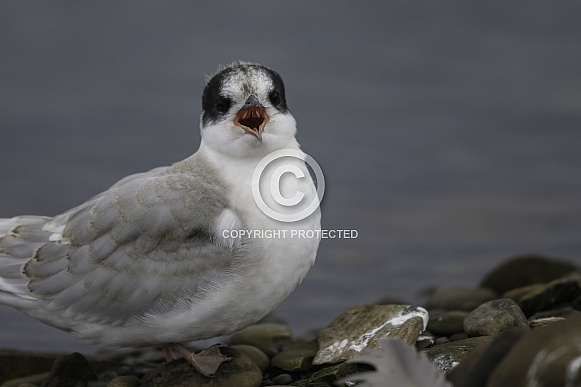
215 97 231 113
269 91 281 107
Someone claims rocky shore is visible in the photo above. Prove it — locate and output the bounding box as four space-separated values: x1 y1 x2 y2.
1 254 580 387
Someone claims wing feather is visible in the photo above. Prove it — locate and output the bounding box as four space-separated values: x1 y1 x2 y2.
2 159 242 328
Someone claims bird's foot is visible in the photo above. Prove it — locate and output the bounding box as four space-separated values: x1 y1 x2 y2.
174 344 231 377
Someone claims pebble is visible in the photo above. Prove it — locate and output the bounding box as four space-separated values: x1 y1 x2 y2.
306 362 367 385
501 284 544 301
423 336 493 374
529 306 580 320
230 344 270 372
449 333 469 342
464 298 529 336
270 341 317 372
427 286 496 311
519 274 581 316
415 332 436 350
435 337 450 345
427 310 469 336
228 323 292 357
40 352 95 387
313 304 428 365
528 316 566 329
140 346 262 387
270 373 293 384
479 254 579 295
0 351 59 382
4 256 581 387
1 373 49 387
107 375 141 387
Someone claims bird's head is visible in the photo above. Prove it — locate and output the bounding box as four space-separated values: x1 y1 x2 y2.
200 63 297 157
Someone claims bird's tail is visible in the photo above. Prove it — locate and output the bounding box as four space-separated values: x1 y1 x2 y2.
0 215 52 308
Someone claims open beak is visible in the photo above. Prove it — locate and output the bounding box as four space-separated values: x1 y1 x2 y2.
233 95 269 142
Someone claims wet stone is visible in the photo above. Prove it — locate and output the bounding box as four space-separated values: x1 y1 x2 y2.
271 341 317 372
0 350 59 383
107 375 141 387
435 337 450 345
313 304 428 365
528 316 566 329
480 254 579 295
449 333 469 342
423 336 493 374
529 306 580 320
427 286 497 311
228 323 293 357
519 275 581 316
502 284 545 301
140 346 262 387
40 352 95 387
1 373 49 387
427 310 469 336
415 332 436 350
230 344 270 372
306 362 370 385
271 373 293 384
464 298 529 336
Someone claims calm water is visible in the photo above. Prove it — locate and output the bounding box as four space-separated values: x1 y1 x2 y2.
1 1 580 354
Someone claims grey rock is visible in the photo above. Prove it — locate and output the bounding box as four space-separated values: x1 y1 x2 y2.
519 275 581 316
271 373 293 384
140 346 262 387
487 314 581 386
529 306 580 320
313 304 428 365
230 344 269 372
271 341 317 372
40 352 95 387
416 332 436 350
0 351 59 383
528 316 566 329
427 310 469 336
480 255 579 295
428 286 497 311
307 362 368 385
435 337 450 345
464 298 529 336
423 336 493 374
501 284 544 301
449 333 469 342
1 373 49 387
228 323 292 357
107 375 141 387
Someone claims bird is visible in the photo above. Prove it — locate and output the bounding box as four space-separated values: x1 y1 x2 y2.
0 63 321 377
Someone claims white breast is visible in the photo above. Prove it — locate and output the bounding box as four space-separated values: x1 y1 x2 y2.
106 141 321 346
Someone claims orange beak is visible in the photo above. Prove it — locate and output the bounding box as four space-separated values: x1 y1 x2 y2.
233 95 269 142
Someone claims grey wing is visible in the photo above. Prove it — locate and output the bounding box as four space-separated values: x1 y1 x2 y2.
12 167 240 327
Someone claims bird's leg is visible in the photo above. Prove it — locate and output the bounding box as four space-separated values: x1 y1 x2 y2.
163 345 176 362
173 343 231 377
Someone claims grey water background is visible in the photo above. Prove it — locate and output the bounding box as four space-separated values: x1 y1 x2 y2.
1 1 580 354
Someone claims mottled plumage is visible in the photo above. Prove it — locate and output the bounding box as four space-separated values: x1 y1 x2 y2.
0 63 321 370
